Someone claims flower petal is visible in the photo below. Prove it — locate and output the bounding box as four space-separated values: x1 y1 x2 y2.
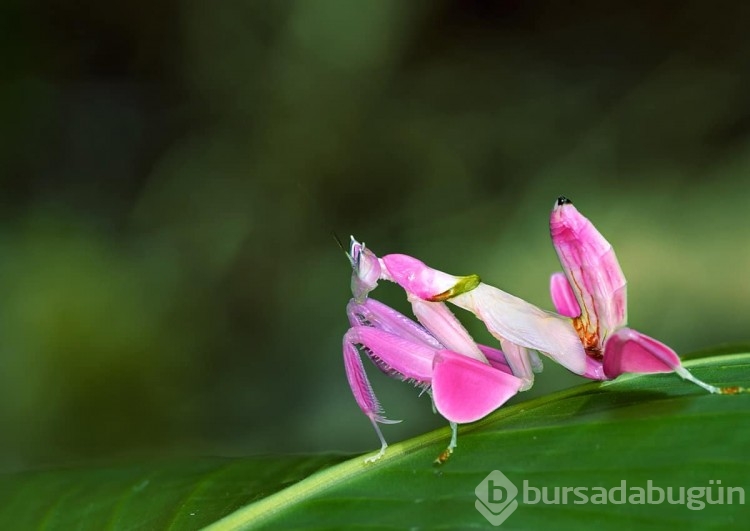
450 283 587 375
602 327 681 378
432 350 523 423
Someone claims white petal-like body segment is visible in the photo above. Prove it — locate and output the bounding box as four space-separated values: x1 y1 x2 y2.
450 283 587 375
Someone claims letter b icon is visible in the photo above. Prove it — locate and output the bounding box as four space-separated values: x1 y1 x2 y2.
475 470 519 526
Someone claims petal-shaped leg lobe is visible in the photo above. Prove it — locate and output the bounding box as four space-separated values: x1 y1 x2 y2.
432 350 523 424
409 297 488 364
451 283 587 376
602 328 681 378
550 272 581 318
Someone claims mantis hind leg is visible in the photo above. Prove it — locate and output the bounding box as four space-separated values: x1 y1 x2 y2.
603 327 719 393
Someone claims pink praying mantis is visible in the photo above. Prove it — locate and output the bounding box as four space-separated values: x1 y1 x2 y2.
342 197 722 463
342 238 586 463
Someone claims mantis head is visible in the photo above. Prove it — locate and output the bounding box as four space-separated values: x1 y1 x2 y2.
348 236 382 302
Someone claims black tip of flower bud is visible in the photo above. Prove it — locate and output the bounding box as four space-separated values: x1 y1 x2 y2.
556 196 572 206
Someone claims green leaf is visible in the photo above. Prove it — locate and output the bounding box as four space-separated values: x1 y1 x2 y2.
2 353 749 530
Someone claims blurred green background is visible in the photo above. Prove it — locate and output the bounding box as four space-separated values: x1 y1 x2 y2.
1 0 749 472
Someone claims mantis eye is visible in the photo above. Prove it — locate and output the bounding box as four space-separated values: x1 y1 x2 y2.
346 235 360 268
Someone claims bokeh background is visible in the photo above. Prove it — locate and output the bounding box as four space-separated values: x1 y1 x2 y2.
2 0 750 472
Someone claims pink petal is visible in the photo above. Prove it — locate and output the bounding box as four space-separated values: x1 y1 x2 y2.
602 327 680 378
380 253 480 301
409 298 488 364
432 350 523 423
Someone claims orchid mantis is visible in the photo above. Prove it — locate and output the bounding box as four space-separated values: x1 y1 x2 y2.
548 196 719 392
342 197 720 463
342 238 586 462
